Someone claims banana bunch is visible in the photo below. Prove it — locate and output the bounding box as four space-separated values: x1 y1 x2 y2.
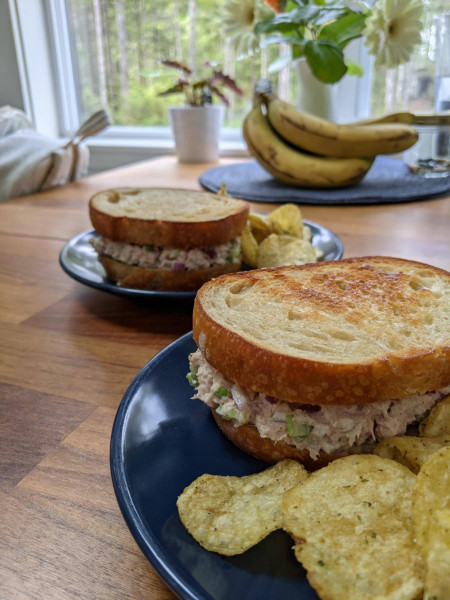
242 95 419 189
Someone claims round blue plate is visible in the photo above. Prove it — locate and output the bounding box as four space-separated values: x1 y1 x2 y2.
59 230 197 300
59 225 343 300
110 331 320 600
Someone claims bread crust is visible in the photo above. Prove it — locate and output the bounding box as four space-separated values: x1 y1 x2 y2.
89 187 249 248
99 254 242 291
212 410 343 471
193 257 450 405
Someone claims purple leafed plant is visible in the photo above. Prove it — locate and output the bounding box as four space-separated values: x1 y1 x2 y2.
158 60 244 106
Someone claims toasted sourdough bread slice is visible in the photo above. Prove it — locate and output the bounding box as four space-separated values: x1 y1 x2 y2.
98 254 242 291
89 187 249 248
193 257 450 405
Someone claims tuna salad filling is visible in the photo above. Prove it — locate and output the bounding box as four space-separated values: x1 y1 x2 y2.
188 349 450 460
90 236 241 271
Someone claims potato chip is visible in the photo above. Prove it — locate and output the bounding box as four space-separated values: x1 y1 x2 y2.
374 435 450 473
282 454 423 600
268 204 304 238
302 225 312 242
248 212 272 243
424 508 450 600
256 234 317 268
176 459 307 556
419 395 450 437
412 446 450 555
240 223 259 267
413 447 450 600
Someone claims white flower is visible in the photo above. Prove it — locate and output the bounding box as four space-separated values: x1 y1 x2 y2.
363 0 423 68
223 0 264 55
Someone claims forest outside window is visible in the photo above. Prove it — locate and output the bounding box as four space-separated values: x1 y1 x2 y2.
59 0 445 131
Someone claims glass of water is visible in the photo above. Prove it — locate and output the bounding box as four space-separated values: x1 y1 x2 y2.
403 123 450 178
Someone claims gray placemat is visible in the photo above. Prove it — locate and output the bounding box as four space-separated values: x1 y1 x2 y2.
199 156 450 205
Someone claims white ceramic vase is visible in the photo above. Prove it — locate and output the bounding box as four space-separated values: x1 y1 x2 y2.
168 104 224 163
294 60 338 121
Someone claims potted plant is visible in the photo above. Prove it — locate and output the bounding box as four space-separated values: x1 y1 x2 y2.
223 0 423 119
158 60 244 163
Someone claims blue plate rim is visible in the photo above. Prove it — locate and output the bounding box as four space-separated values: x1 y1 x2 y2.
110 331 210 600
59 230 198 300
59 223 343 299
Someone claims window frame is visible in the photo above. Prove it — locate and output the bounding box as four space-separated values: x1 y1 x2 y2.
5 0 373 174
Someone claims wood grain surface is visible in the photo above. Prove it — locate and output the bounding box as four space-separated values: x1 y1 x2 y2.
1 155 449 599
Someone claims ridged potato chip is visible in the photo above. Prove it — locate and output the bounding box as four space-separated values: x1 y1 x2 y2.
424 508 450 600
303 225 312 242
413 446 450 600
177 459 307 556
282 454 423 600
256 234 317 268
242 205 320 269
413 446 450 554
248 212 271 243
419 395 450 437
268 204 304 237
240 223 259 267
374 435 450 473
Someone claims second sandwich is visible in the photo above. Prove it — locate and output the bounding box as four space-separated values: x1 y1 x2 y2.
89 187 249 291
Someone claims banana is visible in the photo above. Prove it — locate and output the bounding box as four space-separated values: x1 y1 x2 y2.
266 96 419 158
349 112 450 126
243 101 374 188
348 112 415 126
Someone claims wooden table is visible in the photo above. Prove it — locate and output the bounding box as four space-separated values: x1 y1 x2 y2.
1 156 449 599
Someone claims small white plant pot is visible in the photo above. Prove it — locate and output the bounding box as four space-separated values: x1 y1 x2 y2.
295 60 338 121
168 105 224 163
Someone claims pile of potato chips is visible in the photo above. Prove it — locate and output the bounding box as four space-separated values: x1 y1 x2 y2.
374 395 450 472
176 396 450 600
241 204 323 268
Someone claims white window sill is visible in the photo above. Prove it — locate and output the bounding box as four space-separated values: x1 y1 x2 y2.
84 126 249 174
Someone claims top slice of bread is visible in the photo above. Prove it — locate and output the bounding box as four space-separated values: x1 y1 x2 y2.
89 187 249 248
193 257 450 405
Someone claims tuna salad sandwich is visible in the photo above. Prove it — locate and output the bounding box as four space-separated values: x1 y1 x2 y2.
188 257 450 470
89 187 249 291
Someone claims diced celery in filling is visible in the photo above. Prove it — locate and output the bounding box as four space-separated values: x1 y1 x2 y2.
286 414 314 441
216 405 236 420
214 385 231 398
226 240 240 263
186 363 199 387
167 248 180 259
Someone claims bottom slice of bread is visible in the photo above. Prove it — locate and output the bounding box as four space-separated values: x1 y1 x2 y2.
99 254 242 291
212 410 348 471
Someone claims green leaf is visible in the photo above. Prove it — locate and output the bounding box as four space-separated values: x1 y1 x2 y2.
304 39 347 83
318 12 366 49
292 44 304 60
254 14 301 35
345 59 364 77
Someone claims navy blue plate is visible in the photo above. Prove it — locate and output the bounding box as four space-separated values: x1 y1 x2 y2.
59 230 197 300
59 225 343 300
110 331 320 600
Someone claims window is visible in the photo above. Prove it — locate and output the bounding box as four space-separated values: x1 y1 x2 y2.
4 0 447 173
371 0 449 116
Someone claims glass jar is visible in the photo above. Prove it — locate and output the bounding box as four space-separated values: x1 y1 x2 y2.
403 122 450 178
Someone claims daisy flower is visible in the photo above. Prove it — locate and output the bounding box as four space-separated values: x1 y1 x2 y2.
363 0 423 68
223 0 266 54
